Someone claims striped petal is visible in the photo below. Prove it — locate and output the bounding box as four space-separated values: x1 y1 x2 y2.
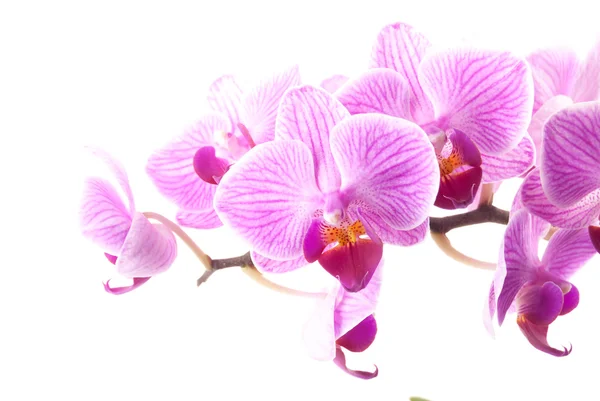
370 22 433 124
527 48 579 113
528 95 573 167
214 140 322 260
541 101 600 207
418 49 533 155
241 65 301 144
250 251 308 273
176 208 223 229
86 147 135 214
349 207 429 246
275 85 347 193
572 40 600 103
480 134 535 183
335 68 411 119
104 277 152 295
497 210 548 325
80 177 132 255
522 169 600 228
542 227 597 280
146 114 230 211
517 317 571 357
331 114 439 230
116 212 177 279
206 75 243 133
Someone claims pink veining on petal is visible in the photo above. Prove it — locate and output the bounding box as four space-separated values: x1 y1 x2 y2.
480 134 535 183
370 22 434 124
527 95 573 167
206 75 244 133
176 208 222 229
321 74 350 94
572 39 600 103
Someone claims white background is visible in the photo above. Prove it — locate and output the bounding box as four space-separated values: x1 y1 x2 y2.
2 1 600 400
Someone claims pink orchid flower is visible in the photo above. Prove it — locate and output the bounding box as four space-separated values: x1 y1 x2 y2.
485 209 595 356
79 149 177 294
214 85 439 292
303 262 382 379
146 66 301 229
335 22 535 209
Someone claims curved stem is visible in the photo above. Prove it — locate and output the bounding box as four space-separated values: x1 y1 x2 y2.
430 232 496 270
429 205 509 234
143 212 212 270
241 266 326 299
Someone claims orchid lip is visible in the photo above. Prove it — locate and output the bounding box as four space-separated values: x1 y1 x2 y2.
193 146 230 185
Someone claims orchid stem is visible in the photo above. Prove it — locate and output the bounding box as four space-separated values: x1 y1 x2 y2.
430 232 496 270
143 212 212 270
429 205 509 234
241 265 326 299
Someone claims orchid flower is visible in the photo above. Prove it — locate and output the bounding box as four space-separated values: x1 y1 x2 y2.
214 85 439 292
521 101 600 252
303 261 382 379
146 66 301 229
79 149 178 294
335 22 535 209
486 209 595 356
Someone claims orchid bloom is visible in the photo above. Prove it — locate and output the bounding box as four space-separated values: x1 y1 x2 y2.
146 66 301 229
214 85 439 292
335 22 535 209
486 209 595 356
79 149 178 294
521 102 600 252
303 261 382 379
526 41 600 166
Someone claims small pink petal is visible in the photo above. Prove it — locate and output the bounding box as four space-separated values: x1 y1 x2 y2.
115 212 177 279
206 75 243 133
517 282 564 326
480 134 535 183
80 177 132 255
542 227 597 280
333 347 378 379
370 22 434 124
241 65 301 144
193 146 230 185
104 277 151 295
86 147 135 214
517 317 571 357
335 68 412 119
418 49 533 155
336 314 377 353
320 74 350 93
146 114 230 211
528 95 573 167
572 39 600 103
527 48 579 113
331 114 439 230
276 85 347 193
176 208 223 229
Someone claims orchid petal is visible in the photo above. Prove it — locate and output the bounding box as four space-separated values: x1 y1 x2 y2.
541 102 600 207
146 114 230 210
86 147 135 214
206 75 243 132
333 347 378 379
335 69 411 119
370 22 433 124
518 282 564 325
480 134 535 183
250 251 308 273
483 283 496 338
336 314 377 353
522 169 600 228
175 208 223 229
193 146 230 185
303 285 338 361
241 65 301 144
350 207 429 246
275 85 347 193
528 95 573 166
542 227 597 280
517 317 571 356
560 284 580 316
527 48 579 113
497 210 548 325
435 167 482 210
104 277 151 295
80 178 132 255
334 263 383 338
115 212 177 278
331 114 438 230
321 74 349 94
214 140 322 260
572 40 600 102
418 49 533 155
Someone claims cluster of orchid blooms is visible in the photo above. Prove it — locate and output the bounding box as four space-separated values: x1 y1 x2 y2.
79 22 600 379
